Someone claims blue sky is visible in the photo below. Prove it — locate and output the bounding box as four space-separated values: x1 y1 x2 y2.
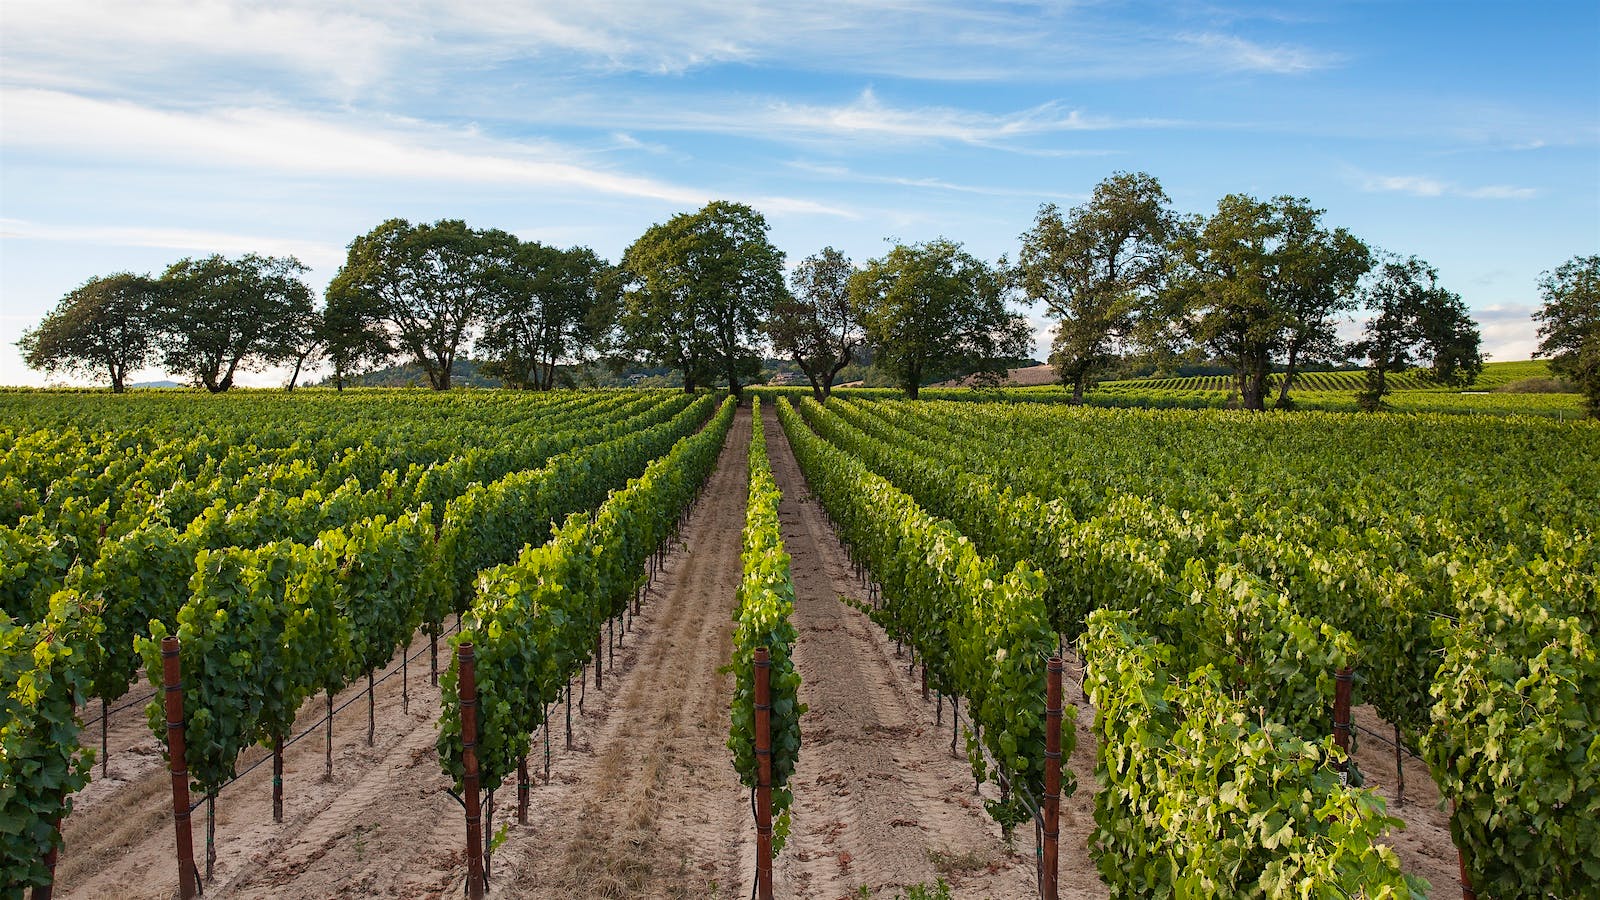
2 0 1596 386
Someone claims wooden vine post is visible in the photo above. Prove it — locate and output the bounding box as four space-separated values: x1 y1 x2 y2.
161 636 199 900
273 735 284 823
517 755 530 825
459 643 486 900
1042 656 1063 900
754 647 774 900
1332 666 1354 782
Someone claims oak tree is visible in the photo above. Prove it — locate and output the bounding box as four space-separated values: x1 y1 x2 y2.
329 219 508 390
1534 253 1600 417
619 201 785 397
1016 172 1174 404
1351 256 1481 410
768 247 862 400
17 272 158 392
479 241 614 390
156 254 315 392
849 239 1031 399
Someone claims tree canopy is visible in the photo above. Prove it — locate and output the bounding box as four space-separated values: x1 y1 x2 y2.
156 254 315 393
1351 255 1480 410
479 241 615 390
849 239 1031 399
1534 253 1600 417
769 247 862 399
1168 194 1372 410
619 201 786 396
16 273 159 393
1017 171 1175 404
328 218 509 390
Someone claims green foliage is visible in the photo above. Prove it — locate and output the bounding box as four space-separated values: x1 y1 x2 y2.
329 218 515 390
137 545 283 793
620 201 787 395
777 397 1065 831
15 272 159 392
1084 610 1424 898
1017 171 1176 403
1354 255 1483 410
439 398 736 791
805 394 1600 886
769 247 863 400
1168 195 1374 411
848 239 1031 399
728 397 805 853
1424 546 1600 896
156 253 317 393
478 242 615 391
1535 253 1600 417
0 589 98 888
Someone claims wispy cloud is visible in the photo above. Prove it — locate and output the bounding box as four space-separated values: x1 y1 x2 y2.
1359 173 1538 200
1 0 1343 103
0 88 854 217
539 89 1176 151
788 161 1085 201
762 90 1174 143
1176 32 1341 74
0 219 350 270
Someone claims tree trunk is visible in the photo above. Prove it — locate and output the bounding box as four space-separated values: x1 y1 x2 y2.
1243 364 1268 411
110 370 125 393
1276 344 1300 408
1071 376 1086 405
287 353 307 392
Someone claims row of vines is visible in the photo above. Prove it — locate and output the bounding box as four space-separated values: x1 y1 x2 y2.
776 397 1064 831
727 397 803 856
792 395 1597 897
1 389 711 889
435 397 735 814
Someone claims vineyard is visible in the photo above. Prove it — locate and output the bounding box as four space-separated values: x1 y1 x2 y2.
3 387 1596 898
1096 359 1555 394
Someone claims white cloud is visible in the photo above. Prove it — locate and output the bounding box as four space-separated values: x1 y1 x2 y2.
0 0 1341 103
1 0 407 97
1177 32 1341 74
556 89 1174 151
0 219 349 270
788 161 1085 201
1359 173 1538 201
0 88 853 217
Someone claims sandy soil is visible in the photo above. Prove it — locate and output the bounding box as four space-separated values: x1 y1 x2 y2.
1349 704 1460 893
57 619 465 900
762 405 1105 900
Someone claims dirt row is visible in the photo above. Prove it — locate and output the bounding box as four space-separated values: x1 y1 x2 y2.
50 403 1455 899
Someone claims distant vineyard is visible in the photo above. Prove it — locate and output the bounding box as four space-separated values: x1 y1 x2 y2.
1098 358 1554 394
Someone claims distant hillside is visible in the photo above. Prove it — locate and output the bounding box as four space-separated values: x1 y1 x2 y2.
936 363 1057 388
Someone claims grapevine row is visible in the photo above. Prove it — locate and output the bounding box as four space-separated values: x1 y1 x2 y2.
728 397 803 853
436 397 735 797
824 396 1600 895
775 397 1062 829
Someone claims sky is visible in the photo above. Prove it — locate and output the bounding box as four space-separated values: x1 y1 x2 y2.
1 0 1597 387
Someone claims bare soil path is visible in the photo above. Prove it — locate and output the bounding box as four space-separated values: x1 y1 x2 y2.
761 403 1106 900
